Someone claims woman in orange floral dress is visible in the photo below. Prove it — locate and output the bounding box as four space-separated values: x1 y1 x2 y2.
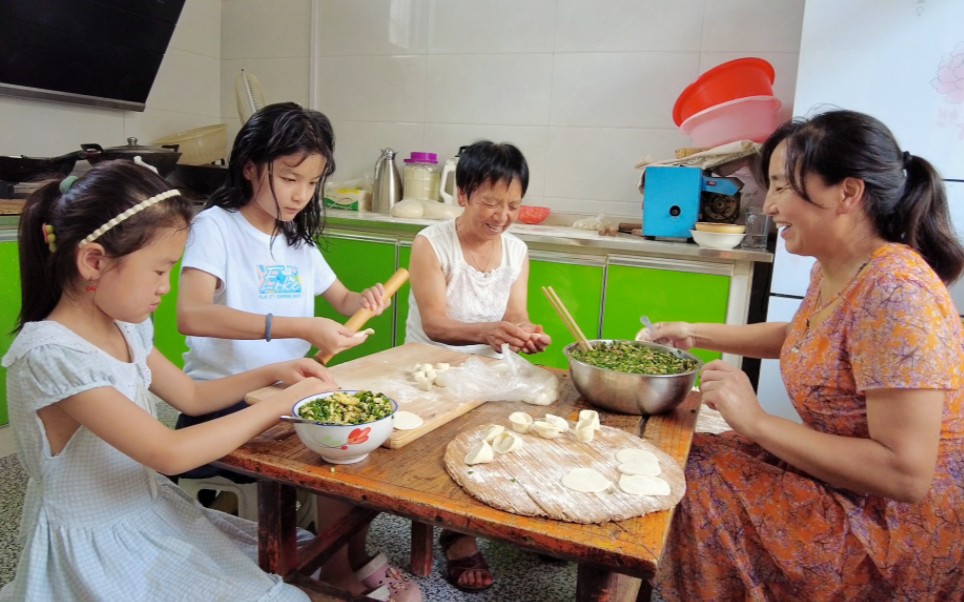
643 110 964 600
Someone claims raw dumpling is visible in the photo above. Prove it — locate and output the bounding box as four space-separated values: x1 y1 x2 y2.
492 431 523 454
464 440 495 465
618 474 671 496
482 424 506 443
574 424 595 443
543 414 570 432
508 412 533 433
530 420 564 439
577 409 601 431
561 468 611 493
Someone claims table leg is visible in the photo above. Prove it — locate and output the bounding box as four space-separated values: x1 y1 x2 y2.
575 564 643 602
258 480 298 578
410 522 434 577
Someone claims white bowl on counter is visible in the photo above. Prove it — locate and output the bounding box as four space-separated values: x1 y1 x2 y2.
690 229 745 250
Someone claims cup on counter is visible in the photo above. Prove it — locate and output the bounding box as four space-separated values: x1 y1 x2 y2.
741 210 771 249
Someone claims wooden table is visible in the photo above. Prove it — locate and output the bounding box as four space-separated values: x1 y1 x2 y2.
216 376 700 601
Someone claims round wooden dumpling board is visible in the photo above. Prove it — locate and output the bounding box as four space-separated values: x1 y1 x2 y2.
444 420 685 524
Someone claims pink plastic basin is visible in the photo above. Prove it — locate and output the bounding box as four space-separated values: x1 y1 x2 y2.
679 95 783 148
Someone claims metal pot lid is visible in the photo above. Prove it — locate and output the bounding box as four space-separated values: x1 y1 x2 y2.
84 137 180 155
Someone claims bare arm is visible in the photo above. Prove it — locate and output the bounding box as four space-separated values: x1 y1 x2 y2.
643 320 788 359
146 347 335 417
176 266 367 358
700 360 944 502
58 377 333 476
409 235 533 352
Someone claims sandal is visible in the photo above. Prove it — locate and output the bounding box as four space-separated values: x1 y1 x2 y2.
439 530 494 593
355 552 423 602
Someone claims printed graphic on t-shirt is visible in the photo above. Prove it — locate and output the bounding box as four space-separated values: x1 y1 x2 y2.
258 265 303 299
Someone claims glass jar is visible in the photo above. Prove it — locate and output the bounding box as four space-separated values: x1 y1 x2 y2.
402 152 441 201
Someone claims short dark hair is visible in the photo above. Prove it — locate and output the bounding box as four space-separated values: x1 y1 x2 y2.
209 101 336 246
455 140 529 200
16 160 194 330
760 109 964 283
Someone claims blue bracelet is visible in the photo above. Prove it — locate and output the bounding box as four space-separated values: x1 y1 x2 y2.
265 313 273 342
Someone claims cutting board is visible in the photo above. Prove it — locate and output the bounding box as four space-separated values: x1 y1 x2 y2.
245 343 498 449
0 200 25 215
444 416 685 524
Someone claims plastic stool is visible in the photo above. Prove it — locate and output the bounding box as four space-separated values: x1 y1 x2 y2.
178 475 259 521
178 476 318 531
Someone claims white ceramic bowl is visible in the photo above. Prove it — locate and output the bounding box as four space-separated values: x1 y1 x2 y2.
690 229 745 250
291 391 397 464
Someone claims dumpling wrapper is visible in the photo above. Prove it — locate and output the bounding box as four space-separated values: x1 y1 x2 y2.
617 459 661 477
561 467 612 493
618 474 671 496
464 440 494 465
392 411 424 431
616 448 659 465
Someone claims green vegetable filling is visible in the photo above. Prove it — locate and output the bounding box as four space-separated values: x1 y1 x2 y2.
297 390 394 425
572 341 698 376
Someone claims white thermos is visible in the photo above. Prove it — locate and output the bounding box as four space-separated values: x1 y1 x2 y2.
372 148 402 214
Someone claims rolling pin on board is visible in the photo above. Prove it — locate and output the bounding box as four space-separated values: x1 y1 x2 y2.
315 268 409 364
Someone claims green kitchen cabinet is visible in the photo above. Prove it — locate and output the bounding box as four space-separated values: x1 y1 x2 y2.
314 234 398 365
152 259 187 367
527 253 605 369
0 242 21 426
601 259 730 366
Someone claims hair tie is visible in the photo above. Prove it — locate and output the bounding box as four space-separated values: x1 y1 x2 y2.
902 150 912 168
42 223 57 253
59 175 78 194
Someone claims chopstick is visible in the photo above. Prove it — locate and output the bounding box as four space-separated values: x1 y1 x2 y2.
541 286 592 351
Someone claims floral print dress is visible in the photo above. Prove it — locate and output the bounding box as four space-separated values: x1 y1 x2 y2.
654 243 964 600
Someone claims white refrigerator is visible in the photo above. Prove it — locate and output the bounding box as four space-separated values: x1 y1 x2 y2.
758 0 964 421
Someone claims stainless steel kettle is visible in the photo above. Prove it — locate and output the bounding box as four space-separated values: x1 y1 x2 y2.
372 148 402 214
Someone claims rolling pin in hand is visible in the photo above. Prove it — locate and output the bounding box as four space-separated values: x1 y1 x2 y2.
315 268 409 364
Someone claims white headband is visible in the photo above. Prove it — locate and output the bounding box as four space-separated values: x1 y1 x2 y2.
78 189 182 247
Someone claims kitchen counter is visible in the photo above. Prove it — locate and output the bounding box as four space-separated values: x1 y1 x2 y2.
0 202 773 265
323 209 773 265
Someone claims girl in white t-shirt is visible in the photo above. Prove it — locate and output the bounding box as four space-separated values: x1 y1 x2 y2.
175 102 421 602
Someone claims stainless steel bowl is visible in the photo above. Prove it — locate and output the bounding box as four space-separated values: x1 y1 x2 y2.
564 339 702 415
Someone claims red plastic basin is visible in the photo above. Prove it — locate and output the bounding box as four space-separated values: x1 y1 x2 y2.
673 57 776 126
518 206 550 224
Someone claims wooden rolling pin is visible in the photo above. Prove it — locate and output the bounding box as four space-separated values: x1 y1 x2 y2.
314 267 409 364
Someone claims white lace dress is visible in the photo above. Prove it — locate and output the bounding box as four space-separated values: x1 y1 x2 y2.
0 320 308 602
405 219 527 357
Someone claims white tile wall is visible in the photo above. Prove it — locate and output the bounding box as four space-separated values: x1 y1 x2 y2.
0 0 222 158
261 0 805 218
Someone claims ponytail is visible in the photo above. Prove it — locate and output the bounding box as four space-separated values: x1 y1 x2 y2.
16 180 64 332
888 154 964 284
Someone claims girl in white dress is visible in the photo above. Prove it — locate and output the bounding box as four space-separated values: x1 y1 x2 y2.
1 160 335 601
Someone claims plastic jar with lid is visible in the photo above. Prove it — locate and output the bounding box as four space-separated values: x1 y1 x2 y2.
402 152 441 201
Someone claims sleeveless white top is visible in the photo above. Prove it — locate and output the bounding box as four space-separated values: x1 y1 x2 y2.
405 219 527 358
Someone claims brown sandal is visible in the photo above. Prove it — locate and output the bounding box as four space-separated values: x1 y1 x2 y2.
439 530 494 593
